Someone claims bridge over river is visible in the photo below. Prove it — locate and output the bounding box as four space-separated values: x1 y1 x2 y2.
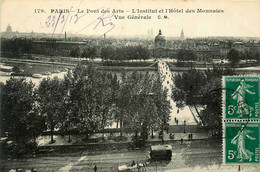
157 60 200 126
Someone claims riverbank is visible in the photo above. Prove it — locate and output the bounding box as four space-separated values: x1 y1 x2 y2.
1 57 260 77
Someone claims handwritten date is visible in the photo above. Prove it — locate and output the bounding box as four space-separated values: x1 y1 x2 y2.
43 7 115 37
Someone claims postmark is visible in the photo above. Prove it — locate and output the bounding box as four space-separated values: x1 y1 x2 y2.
222 76 260 165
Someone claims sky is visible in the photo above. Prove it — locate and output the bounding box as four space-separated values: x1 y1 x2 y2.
1 0 260 38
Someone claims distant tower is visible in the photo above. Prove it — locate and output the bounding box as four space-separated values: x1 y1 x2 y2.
6 24 12 32
147 29 153 40
180 29 184 40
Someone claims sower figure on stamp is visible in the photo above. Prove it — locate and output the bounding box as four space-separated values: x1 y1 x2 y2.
231 125 256 162
231 79 255 117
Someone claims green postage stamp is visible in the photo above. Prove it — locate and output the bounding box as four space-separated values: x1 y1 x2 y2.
223 76 260 165
223 76 259 119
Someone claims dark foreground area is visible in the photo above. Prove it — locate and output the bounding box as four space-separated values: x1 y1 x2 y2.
1 139 258 172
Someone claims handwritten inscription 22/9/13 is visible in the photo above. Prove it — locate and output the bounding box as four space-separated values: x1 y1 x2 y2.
39 7 116 37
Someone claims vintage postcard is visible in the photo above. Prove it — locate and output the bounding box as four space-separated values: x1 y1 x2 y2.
1 0 260 171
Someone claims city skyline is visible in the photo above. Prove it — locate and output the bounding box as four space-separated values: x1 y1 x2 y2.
1 0 260 38
2 24 260 40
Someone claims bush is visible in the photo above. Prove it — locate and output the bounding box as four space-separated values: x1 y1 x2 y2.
1 140 37 159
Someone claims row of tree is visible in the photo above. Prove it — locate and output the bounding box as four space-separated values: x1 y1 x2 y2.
175 49 198 62
1 38 33 57
227 49 260 65
100 46 150 61
1 65 170 145
172 66 236 134
70 45 151 61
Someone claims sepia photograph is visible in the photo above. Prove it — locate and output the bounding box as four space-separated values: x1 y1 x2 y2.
0 0 259 171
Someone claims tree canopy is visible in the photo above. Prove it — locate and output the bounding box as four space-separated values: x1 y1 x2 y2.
227 49 241 65
176 49 198 62
1 64 171 147
172 67 235 133
1 77 44 143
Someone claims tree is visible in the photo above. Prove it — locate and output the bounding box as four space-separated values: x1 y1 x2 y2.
176 49 198 62
1 78 42 143
70 47 81 57
227 49 241 65
82 46 98 59
95 72 114 140
118 71 171 142
200 67 235 133
255 52 260 62
101 46 150 61
65 65 106 140
172 69 206 109
172 67 235 134
136 46 150 60
37 77 66 143
101 46 115 60
62 71 76 142
117 71 130 136
1 38 33 57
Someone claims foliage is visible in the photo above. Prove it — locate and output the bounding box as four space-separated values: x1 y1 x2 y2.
36 77 66 143
1 64 170 146
70 47 81 57
63 65 115 139
81 46 98 59
118 71 171 140
227 49 241 65
176 49 198 62
1 78 44 143
1 38 33 57
101 45 150 60
172 66 235 132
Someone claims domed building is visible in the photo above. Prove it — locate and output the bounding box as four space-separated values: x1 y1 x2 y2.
155 29 166 47
151 29 175 58
6 24 13 33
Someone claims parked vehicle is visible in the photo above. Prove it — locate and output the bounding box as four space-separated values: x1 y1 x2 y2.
150 145 172 160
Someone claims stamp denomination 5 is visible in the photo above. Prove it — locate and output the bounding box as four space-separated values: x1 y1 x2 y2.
223 76 259 119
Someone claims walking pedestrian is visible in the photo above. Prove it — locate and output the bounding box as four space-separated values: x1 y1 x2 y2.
94 165 97 172
180 138 183 145
188 134 191 140
177 109 179 114
176 119 178 125
131 160 136 166
191 133 193 140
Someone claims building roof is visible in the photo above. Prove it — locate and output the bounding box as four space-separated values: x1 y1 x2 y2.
155 29 166 42
151 145 172 151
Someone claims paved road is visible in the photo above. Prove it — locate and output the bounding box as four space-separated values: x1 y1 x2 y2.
2 140 259 172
